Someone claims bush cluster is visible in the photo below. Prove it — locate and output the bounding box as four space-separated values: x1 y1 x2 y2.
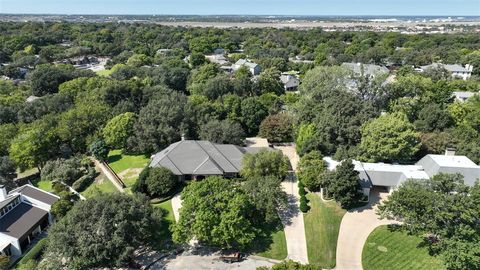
298 181 310 213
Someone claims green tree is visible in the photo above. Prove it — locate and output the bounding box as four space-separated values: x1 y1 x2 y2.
414 103 453 132
360 113 421 163
41 157 85 185
240 149 289 180
240 97 268 136
173 176 257 249
295 123 319 156
102 112 137 149
256 68 284 95
329 159 360 208
145 167 177 197
198 119 245 145
28 64 93 96
297 151 327 192
258 113 294 143
126 53 150 67
0 156 17 190
242 175 288 224
40 194 162 269
89 139 109 162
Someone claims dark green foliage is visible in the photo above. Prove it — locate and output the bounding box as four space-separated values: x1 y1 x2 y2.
42 193 162 269
329 159 361 209
414 103 453 132
41 156 88 186
71 168 97 192
0 156 17 190
257 259 322 269
145 167 177 197
89 139 109 162
240 149 290 180
240 97 268 136
298 181 310 213
258 113 294 143
198 119 245 145
28 64 94 96
17 238 47 265
297 151 328 192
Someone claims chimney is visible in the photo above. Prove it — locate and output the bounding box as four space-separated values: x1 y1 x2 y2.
445 148 456 156
181 133 186 141
0 185 7 201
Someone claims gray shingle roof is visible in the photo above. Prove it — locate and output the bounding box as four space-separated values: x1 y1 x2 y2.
150 140 265 175
342 62 389 77
0 202 48 238
421 63 471 73
13 185 59 206
416 155 480 186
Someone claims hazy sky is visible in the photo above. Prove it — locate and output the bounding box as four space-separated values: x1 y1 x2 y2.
1 0 479 16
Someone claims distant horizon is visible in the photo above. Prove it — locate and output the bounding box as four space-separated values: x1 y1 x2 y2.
1 0 479 16
1 14 479 18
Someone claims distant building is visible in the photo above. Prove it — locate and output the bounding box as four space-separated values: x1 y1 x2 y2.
150 140 270 181
453 91 477 102
419 63 474 80
342 62 389 78
324 149 480 198
0 185 59 257
205 54 230 66
233 59 262 75
156 48 172 55
280 74 300 91
25 96 40 103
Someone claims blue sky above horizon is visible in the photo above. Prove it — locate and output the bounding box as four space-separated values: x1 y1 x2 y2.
0 0 479 16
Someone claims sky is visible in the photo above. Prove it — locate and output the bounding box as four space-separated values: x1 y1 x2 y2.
0 0 479 16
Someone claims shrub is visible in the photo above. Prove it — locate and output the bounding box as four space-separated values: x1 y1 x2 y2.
41 157 84 185
145 167 177 197
17 238 47 265
71 168 96 192
299 199 310 213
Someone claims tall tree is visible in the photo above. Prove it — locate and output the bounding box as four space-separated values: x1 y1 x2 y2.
240 149 289 180
329 159 360 208
258 113 294 143
102 112 137 149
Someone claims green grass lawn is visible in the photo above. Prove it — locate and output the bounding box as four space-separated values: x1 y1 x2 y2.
31 179 53 193
107 150 150 190
151 199 176 251
81 177 119 199
304 193 346 268
254 228 288 260
362 225 445 270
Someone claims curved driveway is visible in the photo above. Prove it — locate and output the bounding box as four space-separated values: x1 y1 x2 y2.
335 189 400 270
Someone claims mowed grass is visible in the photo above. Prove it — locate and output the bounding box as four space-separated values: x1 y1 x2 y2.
31 179 54 193
151 199 175 251
107 150 150 190
304 193 346 268
255 228 288 260
81 177 119 199
362 225 445 270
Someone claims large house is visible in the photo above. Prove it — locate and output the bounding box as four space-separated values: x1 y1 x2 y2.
0 185 59 257
150 140 268 181
325 149 480 197
233 59 262 75
419 63 474 80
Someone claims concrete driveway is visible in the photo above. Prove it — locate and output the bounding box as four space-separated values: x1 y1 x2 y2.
275 146 309 264
335 189 400 270
171 193 182 222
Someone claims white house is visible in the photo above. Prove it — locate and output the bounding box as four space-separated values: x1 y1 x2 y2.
324 149 480 198
453 91 477 102
233 59 262 75
0 185 59 257
280 74 300 91
419 63 474 80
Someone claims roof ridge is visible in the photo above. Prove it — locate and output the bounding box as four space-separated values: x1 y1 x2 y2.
193 141 224 173
209 142 241 171
165 155 183 174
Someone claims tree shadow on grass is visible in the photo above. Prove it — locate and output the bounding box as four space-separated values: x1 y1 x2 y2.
149 212 175 253
245 220 283 255
107 154 122 164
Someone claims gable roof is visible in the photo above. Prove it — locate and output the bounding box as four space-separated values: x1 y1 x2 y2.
150 140 265 175
12 185 59 206
416 155 480 186
235 59 259 69
354 161 428 187
421 63 472 73
0 202 48 239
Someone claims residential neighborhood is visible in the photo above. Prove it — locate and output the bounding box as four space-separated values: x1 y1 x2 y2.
0 4 480 270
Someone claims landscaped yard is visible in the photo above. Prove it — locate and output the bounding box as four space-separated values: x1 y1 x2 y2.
151 199 176 251
81 177 119 199
107 150 150 191
303 193 346 268
254 228 287 260
362 225 445 270
31 179 54 193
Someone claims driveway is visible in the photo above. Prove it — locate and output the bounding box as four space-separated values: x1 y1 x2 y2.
275 146 309 264
335 188 400 270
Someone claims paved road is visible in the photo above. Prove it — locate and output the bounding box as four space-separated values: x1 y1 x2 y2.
275 146 309 264
335 189 400 270
171 193 182 222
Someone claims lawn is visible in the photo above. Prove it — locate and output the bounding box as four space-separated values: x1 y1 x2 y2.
303 193 346 268
254 228 288 260
362 225 445 270
31 179 53 193
81 177 119 199
151 199 176 251
107 150 150 190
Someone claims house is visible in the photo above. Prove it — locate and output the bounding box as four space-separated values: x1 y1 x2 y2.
342 62 389 78
150 140 269 181
205 54 230 66
0 185 59 257
453 91 477 102
324 149 480 198
419 63 474 80
280 74 300 91
233 59 262 75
